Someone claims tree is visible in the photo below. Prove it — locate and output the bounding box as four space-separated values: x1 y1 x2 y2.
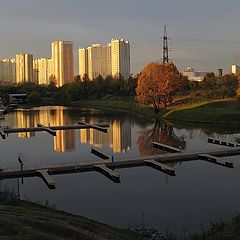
48 75 57 89
28 91 41 103
74 75 81 82
65 82 83 102
136 62 183 112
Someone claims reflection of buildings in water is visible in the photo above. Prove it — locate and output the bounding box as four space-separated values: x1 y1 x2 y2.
80 118 131 153
35 107 76 152
10 107 75 152
48 107 75 153
16 111 35 138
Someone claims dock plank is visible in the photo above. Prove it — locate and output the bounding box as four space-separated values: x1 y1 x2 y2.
208 137 240 147
152 142 181 153
198 154 234 168
94 164 120 183
91 148 109 160
144 159 175 176
36 170 56 189
78 121 108 133
37 123 56 136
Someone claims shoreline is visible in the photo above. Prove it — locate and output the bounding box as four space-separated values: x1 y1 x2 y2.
66 98 240 124
0 198 143 240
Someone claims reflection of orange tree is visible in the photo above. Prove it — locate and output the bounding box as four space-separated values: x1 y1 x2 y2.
137 120 186 156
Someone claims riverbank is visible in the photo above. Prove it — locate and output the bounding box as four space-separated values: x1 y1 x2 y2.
0 199 142 240
164 99 240 124
71 98 240 124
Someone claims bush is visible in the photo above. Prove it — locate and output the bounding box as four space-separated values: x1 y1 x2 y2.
28 91 41 103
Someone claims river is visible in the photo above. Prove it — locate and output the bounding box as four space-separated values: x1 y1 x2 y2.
1 105 240 236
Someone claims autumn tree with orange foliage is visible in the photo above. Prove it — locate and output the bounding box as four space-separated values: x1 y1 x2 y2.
136 62 183 113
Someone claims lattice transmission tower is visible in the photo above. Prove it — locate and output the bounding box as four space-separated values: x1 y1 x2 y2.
162 25 169 63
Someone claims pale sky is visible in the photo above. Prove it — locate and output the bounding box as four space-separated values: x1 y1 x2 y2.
1 0 240 74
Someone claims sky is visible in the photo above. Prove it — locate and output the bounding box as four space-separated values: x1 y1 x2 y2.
1 0 240 74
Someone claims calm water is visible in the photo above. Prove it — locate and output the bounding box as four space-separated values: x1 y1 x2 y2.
1 106 240 236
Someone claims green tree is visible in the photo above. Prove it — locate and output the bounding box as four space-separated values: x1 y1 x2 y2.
28 91 41 103
65 82 83 102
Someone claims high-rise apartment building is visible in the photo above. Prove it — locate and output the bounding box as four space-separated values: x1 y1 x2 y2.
111 39 130 80
33 58 53 85
51 40 74 87
79 39 130 80
16 54 33 83
79 44 112 80
79 48 88 79
87 44 112 80
0 59 16 84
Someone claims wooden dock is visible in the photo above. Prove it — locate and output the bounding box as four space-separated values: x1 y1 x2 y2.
0 122 109 139
1 146 240 189
208 137 240 147
152 142 181 153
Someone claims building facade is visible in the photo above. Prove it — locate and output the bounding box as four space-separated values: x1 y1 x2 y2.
181 67 206 82
0 59 16 84
51 40 74 87
111 39 130 80
33 58 53 85
79 39 130 80
79 48 88 79
231 64 240 75
16 54 34 83
87 43 112 80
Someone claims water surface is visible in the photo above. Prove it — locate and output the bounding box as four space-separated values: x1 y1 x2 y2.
1 106 240 236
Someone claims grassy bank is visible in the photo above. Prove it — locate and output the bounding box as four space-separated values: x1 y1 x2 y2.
0 200 142 240
164 99 240 124
71 98 240 124
71 99 166 118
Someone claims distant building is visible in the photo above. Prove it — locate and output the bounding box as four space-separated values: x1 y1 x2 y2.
16 54 33 83
79 38 130 80
33 58 53 85
111 39 130 80
0 58 16 84
79 48 88 79
231 64 240 74
181 67 206 82
51 40 74 87
88 43 112 80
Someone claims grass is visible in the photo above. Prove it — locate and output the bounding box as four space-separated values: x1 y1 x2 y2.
164 99 240 124
71 98 240 124
71 99 165 118
0 200 143 240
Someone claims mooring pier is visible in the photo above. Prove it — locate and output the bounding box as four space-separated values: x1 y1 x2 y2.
0 145 240 189
0 121 109 139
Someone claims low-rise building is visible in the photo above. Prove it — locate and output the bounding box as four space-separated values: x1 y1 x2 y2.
181 67 206 82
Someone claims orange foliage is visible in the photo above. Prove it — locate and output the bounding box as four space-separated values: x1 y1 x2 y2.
136 62 183 112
